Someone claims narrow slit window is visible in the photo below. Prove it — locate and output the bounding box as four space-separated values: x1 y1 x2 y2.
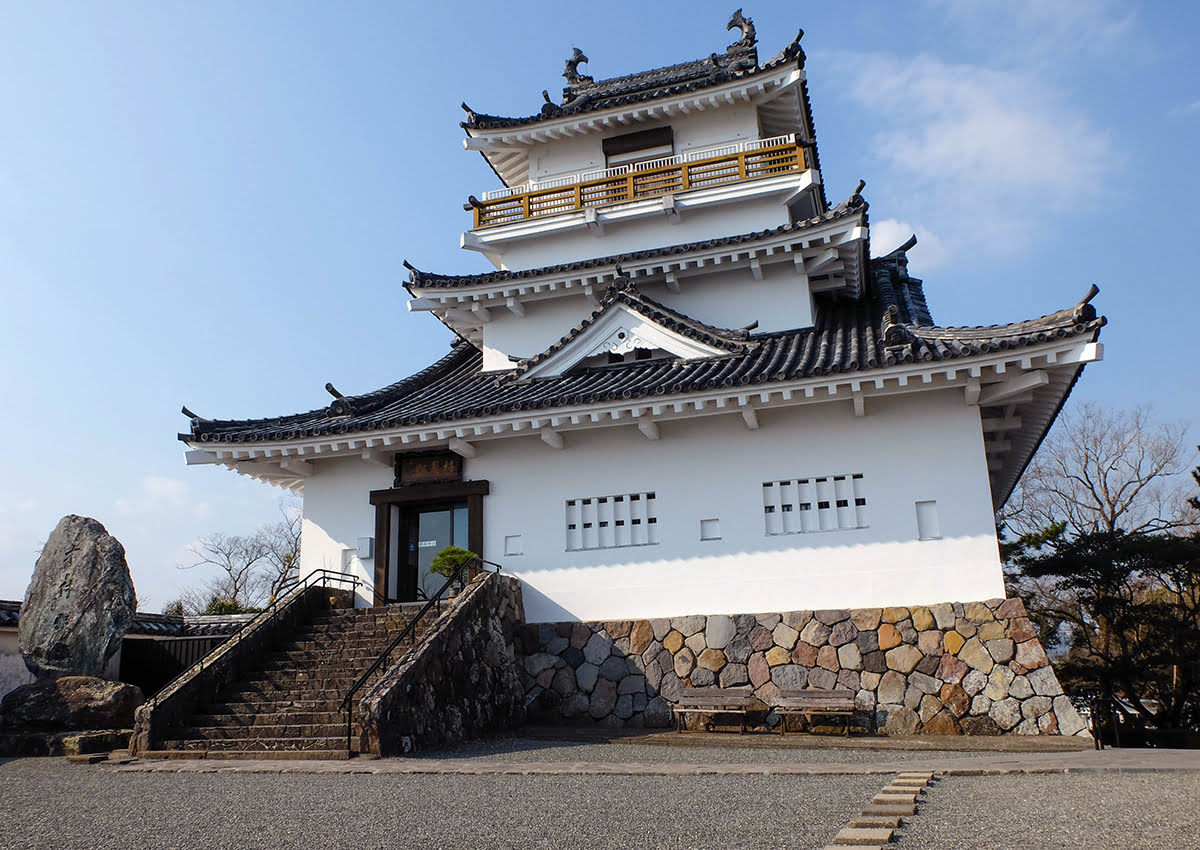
567 490 659 551
763 474 868 535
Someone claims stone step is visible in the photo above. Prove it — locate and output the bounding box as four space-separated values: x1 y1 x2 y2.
268 648 404 665
160 736 346 752
238 670 364 689
216 687 349 705
169 723 346 741
832 826 894 846
293 623 412 636
140 748 350 761
201 698 345 717
192 711 345 728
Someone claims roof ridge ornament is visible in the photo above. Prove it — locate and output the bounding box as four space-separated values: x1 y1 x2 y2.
1073 284 1101 323
563 48 593 88
882 305 915 347
847 179 867 208
727 9 757 51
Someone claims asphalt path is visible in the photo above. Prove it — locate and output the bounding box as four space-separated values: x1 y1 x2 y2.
894 772 1200 850
0 757 878 850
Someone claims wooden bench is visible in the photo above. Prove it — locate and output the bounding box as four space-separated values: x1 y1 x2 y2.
673 687 764 733
774 688 865 735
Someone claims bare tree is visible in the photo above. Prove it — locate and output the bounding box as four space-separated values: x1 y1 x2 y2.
176 497 304 614
182 532 271 611
258 497 302 603
1006 402 1196 539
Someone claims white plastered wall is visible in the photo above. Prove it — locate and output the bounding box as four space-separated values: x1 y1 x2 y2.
493 195 792 271
525 104 762 184
298 456 394 606
467 389 1005 622
296 390 1005 619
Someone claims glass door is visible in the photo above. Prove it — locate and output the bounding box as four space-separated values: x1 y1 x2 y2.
385 501 469 602
415 503 469 600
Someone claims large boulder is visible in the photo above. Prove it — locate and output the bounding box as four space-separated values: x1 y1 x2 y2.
0 676 143 731
19 515 136 679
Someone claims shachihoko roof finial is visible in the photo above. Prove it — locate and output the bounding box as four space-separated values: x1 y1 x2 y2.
563 48 593 87
847 179 867 206
727 9 757 51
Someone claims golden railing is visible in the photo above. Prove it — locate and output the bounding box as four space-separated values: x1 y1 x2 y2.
470 140 809 229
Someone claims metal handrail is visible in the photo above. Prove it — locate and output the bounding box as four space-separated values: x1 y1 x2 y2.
147 568 361 711
340 556 503 756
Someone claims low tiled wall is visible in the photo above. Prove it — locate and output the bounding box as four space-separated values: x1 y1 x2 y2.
517 598 1089 737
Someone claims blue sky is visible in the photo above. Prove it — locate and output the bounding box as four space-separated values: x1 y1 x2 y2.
1 0 1197 608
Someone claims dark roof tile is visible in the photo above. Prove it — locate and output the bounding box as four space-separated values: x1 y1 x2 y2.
185 254 1104 445
408 200 864 290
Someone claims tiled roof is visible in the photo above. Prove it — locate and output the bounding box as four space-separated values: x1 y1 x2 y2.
407 200 864 290
183 252 1104 445
0 600 18 628
0 601 249 637
462 28 805 131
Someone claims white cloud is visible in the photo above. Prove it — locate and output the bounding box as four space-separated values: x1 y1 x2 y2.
1170 100 1200 118
924 0 1138 63
116 475 206 518
829 51 1115 263
870 219 947 269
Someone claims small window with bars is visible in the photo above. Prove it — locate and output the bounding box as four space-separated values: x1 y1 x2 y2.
762 474 867 535
566 491 658 551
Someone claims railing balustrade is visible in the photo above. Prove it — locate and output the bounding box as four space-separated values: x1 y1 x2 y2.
471 134 808 229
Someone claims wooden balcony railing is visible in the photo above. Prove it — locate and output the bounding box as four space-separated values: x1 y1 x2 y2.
469 135 809 229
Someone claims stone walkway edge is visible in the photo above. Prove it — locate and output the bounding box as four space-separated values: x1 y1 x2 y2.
111 759 1200 776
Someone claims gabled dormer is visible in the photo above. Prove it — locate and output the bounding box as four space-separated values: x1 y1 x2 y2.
458 11 825 270
512 278 753 381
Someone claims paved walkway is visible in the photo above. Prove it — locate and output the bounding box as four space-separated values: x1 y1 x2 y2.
112 734 1200 776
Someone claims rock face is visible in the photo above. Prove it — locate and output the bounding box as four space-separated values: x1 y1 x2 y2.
517 596 1089 738
19 516 136 679
0 676 143 731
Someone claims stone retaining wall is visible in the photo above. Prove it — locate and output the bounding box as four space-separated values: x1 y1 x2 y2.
361 573 526 755
517 598 1089 737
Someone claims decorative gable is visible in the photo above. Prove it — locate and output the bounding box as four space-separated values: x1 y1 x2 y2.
514 280 753 381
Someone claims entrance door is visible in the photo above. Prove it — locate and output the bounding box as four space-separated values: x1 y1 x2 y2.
370 480 489 607
383 501 469 603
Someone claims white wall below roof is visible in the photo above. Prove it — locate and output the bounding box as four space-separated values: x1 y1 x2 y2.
490 194 791 271
646 263 814 333
479 262 815 370
469 390 1004 622
299 456 393 606
525 105 762 184
294 390 1005 620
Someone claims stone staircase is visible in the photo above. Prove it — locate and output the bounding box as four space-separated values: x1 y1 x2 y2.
145 604 433 760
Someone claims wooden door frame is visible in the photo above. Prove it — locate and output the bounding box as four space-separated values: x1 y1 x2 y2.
368 480 489 606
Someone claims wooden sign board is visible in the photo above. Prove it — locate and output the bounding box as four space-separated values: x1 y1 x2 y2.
394 452 462 486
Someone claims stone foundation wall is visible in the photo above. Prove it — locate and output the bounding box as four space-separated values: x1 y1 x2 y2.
361 573 526 755
517 598 1089 737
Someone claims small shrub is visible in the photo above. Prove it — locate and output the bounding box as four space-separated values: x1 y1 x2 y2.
429 546 479 585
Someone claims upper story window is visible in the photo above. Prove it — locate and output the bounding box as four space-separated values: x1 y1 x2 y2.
603 127 674 168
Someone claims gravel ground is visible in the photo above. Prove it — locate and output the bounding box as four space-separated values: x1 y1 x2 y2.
0 757 879 850
415 736 969 764
894 773 1200 850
